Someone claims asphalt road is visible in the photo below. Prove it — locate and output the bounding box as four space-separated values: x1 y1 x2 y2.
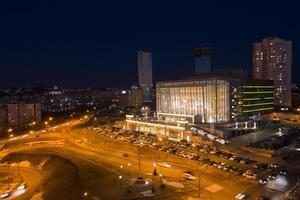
0 119 296 200
0 166 41 200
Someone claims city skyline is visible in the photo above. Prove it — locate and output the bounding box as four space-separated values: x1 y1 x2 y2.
0 1 299 88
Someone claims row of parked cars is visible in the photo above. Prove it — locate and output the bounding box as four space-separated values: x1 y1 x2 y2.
190 127 227 144
92 126 285 184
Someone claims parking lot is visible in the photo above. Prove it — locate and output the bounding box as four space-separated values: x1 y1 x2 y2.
89 123 290 188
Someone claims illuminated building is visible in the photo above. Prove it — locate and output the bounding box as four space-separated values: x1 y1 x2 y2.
0 106 7 125
253 37 292 107
127 86 143 108
156 77 230 124
7 102 41 128
232 79 274 119
138 50 153 102
193 48 212 74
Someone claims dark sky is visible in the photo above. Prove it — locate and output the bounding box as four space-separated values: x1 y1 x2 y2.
0 0 299 88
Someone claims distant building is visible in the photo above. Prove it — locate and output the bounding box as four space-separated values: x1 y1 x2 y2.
138 50 153 102
7 103 41 128
0 106 7 125
128 86 143 108
118 90 129 108
253 37 292 107
292 85 300 108
193 48 212 75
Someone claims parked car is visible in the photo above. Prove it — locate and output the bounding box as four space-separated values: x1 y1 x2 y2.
243 171 257 180
259 177 268 185
279 168 288 176
235 192 249 200
268 172 278 180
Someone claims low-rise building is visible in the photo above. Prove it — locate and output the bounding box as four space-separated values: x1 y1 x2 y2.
156 76 230 124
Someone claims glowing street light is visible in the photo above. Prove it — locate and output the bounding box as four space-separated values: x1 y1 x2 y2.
127 163 131 177
118 175 122 189
83 192 88 197
49 117 53 121
84 115 88 119
8 128 13 133
44 121 48 125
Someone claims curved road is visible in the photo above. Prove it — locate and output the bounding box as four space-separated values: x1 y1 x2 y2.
0 166 41 200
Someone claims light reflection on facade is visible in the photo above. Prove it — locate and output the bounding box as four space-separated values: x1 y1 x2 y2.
156 78 230 123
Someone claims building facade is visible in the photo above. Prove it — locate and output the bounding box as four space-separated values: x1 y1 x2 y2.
156 77 230 124
253 37 292 107
0 106 7 125
193 48 212 75
128 86 143 108
138 50 153 102
232 79 274 119
7 103 41 128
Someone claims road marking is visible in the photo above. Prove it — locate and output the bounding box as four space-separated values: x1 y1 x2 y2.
205 184 223 193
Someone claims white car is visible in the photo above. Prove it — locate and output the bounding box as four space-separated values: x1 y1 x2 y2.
235 192 248 200
0 190 12 199
243 172 257 180
159 162 171 168
182 173 197 180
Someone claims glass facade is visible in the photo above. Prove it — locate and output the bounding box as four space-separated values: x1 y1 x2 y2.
232 79 274 119
156 79 230 123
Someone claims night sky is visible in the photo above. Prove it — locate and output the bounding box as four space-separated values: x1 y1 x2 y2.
0 0 299 88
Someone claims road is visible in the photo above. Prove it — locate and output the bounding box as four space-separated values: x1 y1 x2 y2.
0 166 41 200
0 118 296 199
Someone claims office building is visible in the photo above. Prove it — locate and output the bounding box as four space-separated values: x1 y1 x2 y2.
138 50 153 102
193 48 212 75
7 103 41 128
253 37 292 107
156 77 230 124
232 79 274 119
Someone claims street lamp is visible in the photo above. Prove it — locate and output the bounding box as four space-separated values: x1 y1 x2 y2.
8 128 14 138
127 163 131 177
49 117 53 121
153 162 158 176
118 175 122 189
83 192 88 198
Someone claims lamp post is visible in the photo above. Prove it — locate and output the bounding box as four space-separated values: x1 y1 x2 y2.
7 163 10 189
138 142 143 177
127 162 131 177
118 175 122 189
153 162 158 176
